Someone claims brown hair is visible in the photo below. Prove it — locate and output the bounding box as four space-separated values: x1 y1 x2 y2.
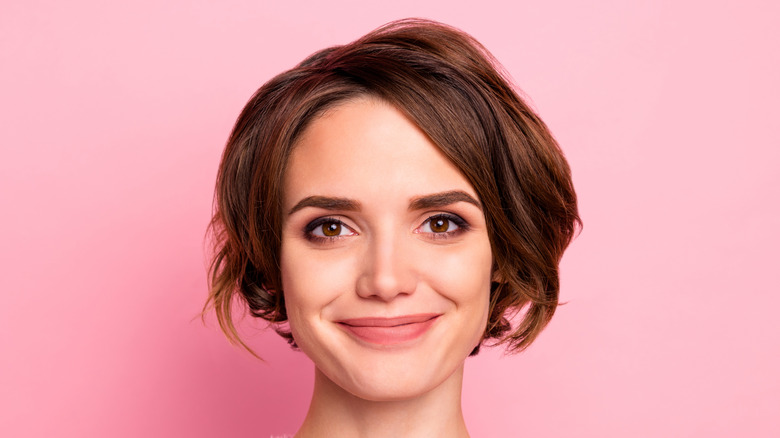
205 18 580 357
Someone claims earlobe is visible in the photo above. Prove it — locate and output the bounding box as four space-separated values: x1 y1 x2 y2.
491 270 506 284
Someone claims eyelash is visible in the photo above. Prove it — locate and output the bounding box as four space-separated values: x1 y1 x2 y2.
302 213 470 243
303 216 356 243
418 213 470 240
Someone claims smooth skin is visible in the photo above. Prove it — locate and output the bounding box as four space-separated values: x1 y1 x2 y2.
281 97 493 437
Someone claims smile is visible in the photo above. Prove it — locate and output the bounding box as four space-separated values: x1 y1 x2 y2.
336 313 441 345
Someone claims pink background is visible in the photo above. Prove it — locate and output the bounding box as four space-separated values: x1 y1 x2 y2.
2 1 778 436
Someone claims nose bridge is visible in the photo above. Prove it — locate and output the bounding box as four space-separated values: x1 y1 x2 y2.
357 225 416 301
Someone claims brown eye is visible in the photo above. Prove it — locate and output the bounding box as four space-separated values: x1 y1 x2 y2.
430 217 450 233
322 222 342 237
306 218 356 241
416 214 468 238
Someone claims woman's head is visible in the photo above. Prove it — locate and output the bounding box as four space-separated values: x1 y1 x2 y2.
281 96 493 399
207 18 580 359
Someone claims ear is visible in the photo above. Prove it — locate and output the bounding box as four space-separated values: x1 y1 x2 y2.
491 269 506 284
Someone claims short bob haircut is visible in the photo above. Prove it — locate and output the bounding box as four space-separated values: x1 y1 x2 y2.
206 18 580 357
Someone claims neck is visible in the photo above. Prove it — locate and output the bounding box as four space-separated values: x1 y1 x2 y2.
295 363 469 438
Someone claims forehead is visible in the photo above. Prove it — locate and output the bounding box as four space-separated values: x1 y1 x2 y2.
283 98 478 209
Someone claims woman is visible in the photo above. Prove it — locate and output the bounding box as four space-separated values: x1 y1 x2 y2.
205 18 580 437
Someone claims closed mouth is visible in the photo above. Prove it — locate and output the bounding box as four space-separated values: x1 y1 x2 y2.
336 313 441 345
336 313 441 327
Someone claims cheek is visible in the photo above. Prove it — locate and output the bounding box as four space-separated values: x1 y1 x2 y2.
419 238 492 359
426 239 493 306
280 246 357 329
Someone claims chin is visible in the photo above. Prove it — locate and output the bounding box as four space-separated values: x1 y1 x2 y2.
313 339 470 403
332 365 452 402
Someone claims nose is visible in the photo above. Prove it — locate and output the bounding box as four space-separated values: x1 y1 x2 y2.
356 230 417 301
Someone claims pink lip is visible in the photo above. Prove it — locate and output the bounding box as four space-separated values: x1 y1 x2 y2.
336 313 441 345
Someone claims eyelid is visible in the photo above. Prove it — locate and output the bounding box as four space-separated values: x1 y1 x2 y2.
304 216 358 242
415 212 471 239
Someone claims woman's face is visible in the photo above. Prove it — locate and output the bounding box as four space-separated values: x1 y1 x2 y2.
280 97 492 401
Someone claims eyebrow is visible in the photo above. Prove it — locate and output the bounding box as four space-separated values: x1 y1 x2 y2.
287 190 481 216
408 190 482 212
288 196 362 216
